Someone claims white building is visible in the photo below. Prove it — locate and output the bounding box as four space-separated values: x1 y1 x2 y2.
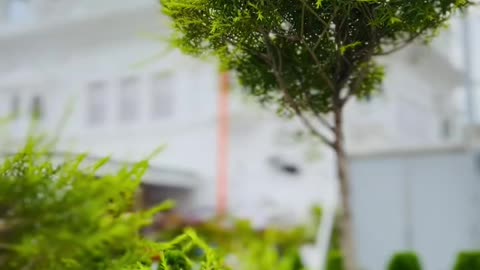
348 7 480 270
0 0 337 225
0 0 473 269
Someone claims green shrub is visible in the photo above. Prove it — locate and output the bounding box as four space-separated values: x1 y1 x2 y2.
326 250 344 270
454 251 480 270
387 252 422 270
175 218 308 270
156 207 323 270
0 140 226 270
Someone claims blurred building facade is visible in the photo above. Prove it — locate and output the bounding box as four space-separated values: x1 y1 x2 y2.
0 0 337 226
0 1 477 269
351 146 480 270
348 8 480 270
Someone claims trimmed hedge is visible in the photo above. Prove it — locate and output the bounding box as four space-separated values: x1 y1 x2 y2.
387 252 422 270
454 251 480 270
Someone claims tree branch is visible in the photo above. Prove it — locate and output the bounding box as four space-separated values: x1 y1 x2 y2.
297 0 329 26
315 113 334 131
262 32 335 148
340 47 376 105
375 18 449 56
301 40 336 91
296 112 335 147
375 36 418 56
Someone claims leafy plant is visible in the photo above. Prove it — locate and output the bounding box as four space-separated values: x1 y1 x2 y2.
157 206 322 270
387 252 422 270
0 139 226 270
326 250 344 270
161 1 472 269
453 251 480 270
188 219 307 270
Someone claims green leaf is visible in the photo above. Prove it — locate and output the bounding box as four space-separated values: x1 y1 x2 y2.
340 41 362 55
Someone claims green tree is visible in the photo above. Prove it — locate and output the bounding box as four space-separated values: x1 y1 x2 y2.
161 1 471 269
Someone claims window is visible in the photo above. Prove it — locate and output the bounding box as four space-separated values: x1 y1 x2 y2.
151 73 173 119
87 81 107 125
10 94 20 119
441 118 452 140
118 77 139 123
30 95 43 120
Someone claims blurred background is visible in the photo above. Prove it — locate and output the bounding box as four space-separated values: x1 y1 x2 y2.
0 1 479 270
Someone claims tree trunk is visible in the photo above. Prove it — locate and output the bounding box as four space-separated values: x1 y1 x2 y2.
333 107 358 270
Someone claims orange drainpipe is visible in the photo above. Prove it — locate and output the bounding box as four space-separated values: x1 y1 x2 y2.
217 72 230 215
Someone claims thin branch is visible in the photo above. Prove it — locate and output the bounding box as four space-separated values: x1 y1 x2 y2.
315 113 334 131
223 36 272 64
313 7 338 50
376 17 449 56
297 112 335 147
281 80 334 147
300 3 305 38
262 31 335 148
375 36 418 56
297 0 329 26
300 80 335 132
340 67 368 106
301 40 336 91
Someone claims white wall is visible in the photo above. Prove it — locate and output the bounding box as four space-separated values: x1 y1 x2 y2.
351 148 480 270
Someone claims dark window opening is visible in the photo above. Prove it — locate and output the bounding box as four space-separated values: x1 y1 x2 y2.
10 95 20 119
31 95 43 120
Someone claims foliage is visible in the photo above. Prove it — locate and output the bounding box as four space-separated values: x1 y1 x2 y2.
453 251 480 270
387 252 422 270
157 206 322 270
177 219 305 270
326 250 344 270
326 213 343 270
0 139 227 270
161 0 470 115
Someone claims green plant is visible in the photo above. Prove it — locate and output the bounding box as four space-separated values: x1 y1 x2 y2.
0 139 226 270
161 1 472 269
156 207 323 270
454 251 480 270
327 250 344 270
159 218 307 270
387 252 422 270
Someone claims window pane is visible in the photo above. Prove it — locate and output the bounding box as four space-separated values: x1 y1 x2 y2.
31 95 43 120
151 73 173 119
10 94 20 119
118 77 139 123
87 81 107 125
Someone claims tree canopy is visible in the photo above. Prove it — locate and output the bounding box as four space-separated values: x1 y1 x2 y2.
163 0 470 116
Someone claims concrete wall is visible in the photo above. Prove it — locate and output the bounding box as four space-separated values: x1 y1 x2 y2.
351 147 480 270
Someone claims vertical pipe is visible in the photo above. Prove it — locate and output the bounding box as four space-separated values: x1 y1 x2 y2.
463 12 475 124
404 159 414 249
217 72 230 215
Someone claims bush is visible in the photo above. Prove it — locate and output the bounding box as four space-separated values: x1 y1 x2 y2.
326 250 344 270
0 140 226 270
387 252 422 270
454 251 480 270
156 206 323 270
158 217 309 270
